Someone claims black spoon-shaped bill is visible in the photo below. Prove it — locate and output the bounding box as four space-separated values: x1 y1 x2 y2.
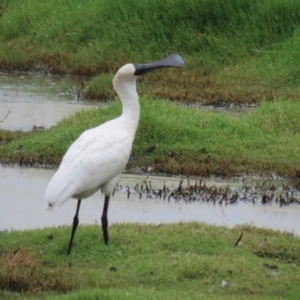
133 53 185 76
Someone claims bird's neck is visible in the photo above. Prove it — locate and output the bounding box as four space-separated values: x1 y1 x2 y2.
116 80 140 131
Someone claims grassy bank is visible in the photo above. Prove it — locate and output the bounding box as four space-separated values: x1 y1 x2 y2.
1 0 300 103
1 223 300 299
1 98 300 177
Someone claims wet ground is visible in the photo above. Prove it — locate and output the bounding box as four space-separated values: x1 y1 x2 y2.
1 167 300 234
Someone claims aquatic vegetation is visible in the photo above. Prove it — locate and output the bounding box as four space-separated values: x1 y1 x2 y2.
121 177 300 206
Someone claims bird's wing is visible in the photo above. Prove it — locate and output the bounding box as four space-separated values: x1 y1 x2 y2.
45 128 133 209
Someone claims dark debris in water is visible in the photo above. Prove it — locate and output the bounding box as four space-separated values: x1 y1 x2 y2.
114 178 300 207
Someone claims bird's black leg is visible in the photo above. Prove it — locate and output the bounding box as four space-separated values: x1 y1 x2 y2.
101 195 110 245
67 199 81 255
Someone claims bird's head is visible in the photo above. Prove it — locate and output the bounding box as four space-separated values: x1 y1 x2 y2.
112 64 137 93
113 54 185 100
114 64 136 80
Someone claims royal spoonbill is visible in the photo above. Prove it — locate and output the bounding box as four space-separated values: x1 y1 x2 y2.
45 53 185 254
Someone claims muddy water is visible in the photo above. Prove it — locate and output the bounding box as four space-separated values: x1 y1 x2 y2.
1 167 300 234
0 72 93 131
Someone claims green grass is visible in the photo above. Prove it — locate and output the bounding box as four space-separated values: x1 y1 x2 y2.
1 97 300 177
1 223 300 299
1 0 300 102
83 73 115 100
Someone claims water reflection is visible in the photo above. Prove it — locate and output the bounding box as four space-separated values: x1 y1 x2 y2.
0 72 80 103
0 72 93 131
1 167 299 234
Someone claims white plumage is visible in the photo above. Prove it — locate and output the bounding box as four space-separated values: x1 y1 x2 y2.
46 64 139 208
44 54 185 254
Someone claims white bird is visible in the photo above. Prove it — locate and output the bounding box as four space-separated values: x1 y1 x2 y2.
45 53 185 254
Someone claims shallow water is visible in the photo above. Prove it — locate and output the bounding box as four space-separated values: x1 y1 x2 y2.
0 72 93 131
1 167 300 235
